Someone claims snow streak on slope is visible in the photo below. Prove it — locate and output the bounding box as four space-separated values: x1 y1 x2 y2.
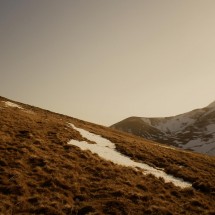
68 124 191 188
2 101 35 114
3 101 23 109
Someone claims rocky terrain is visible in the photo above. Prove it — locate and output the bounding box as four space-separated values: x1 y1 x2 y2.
0 96 215 214
111 101 215 156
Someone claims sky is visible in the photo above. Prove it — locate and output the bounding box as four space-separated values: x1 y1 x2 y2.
1 0 215 126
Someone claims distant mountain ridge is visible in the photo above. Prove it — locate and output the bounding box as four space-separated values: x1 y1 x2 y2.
111 101 215 156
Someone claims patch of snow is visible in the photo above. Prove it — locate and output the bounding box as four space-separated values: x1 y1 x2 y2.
142 115 195 134
70 124 115 149
192 131 202 134
206 124 215 134
156 116 195 133
182 130 190 134
173 140 182 144
143 131 152 138
182 139 202 149
141 118 152 125
2 101 35 114
4 101 23 109
68 123 191 188
180 138 215 155
198 141 215 154
127 129 132 133
157 144 179 151
207 147 215 156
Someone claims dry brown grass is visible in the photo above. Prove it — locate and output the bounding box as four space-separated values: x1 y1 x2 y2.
0 96 215 214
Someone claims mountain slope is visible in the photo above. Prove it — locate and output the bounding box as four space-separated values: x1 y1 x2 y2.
0 96 215 214
111 102 215 156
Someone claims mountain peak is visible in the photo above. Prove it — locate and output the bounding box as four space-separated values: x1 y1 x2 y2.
207 100 215 108
111 102 215 156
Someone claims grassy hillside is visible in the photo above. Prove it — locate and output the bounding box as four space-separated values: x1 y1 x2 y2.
0 96 215 214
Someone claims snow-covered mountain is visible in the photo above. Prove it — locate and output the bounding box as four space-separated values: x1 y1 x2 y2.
111 101 215 156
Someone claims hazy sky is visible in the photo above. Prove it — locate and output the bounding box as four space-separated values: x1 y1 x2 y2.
1 0 215 126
